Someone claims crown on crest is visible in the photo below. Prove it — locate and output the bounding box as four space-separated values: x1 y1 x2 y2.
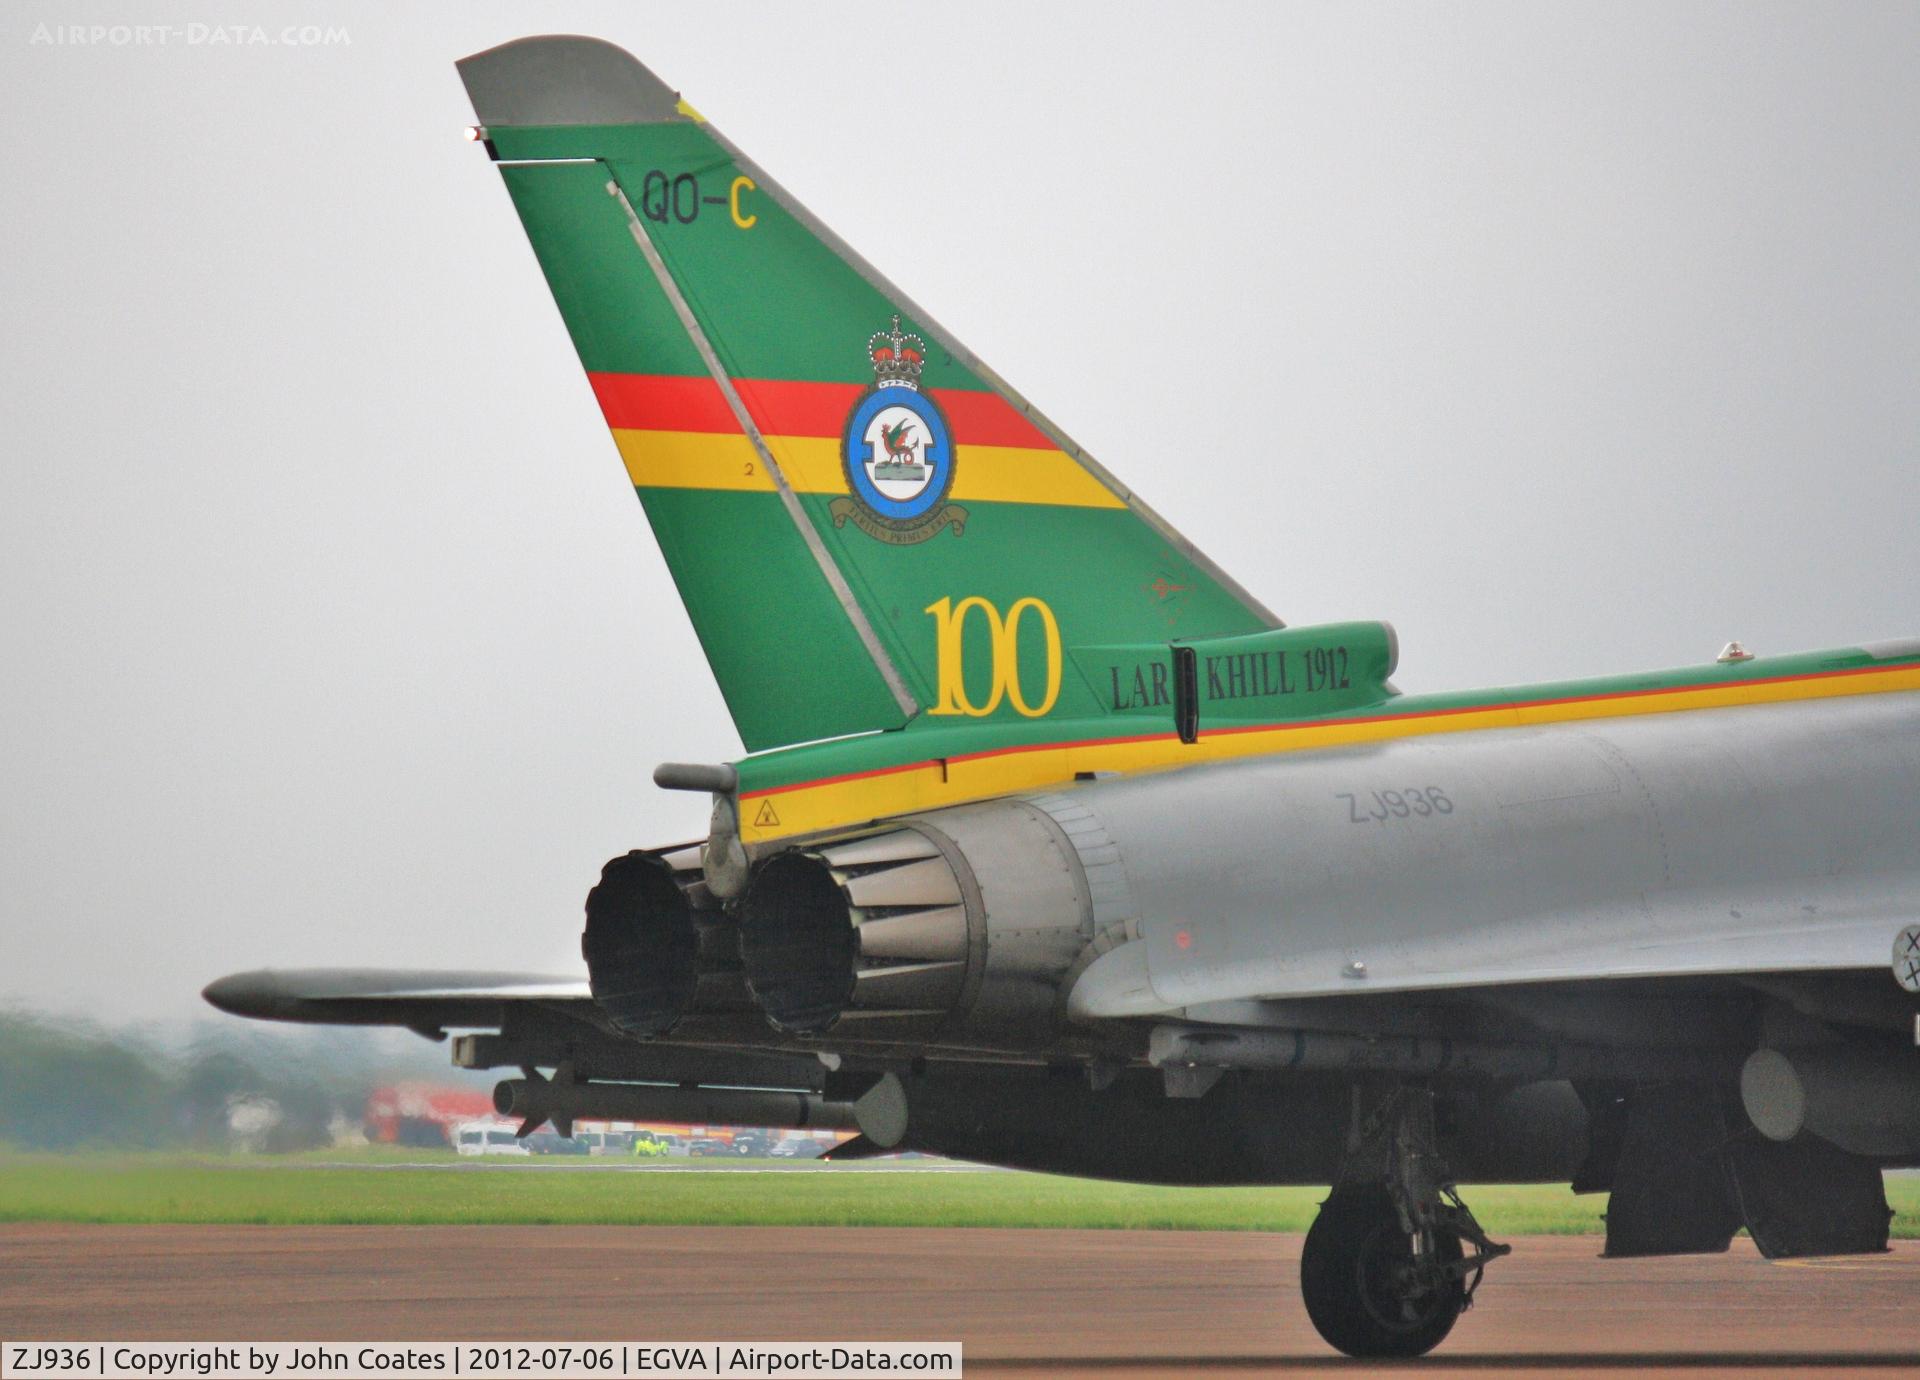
867 315 926 389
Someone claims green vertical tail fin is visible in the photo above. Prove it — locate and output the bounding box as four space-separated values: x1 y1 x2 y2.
458 35 1277 752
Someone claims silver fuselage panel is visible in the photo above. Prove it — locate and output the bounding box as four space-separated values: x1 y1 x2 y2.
1056 690 1920 1015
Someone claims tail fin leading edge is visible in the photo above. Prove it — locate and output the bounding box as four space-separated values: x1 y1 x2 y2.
458 35 1277 753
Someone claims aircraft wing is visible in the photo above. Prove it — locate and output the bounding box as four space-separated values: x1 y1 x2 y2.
200 966 838 1097
202 967 592 1032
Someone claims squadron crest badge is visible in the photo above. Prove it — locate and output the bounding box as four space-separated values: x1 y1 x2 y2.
832 316 965 544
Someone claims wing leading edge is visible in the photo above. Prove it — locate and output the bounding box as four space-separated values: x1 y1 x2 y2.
201 968 591 1032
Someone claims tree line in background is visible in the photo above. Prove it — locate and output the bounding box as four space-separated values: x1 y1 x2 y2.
0 1007 462 1152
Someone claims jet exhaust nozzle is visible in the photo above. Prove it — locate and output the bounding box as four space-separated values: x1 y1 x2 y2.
581 849 703 1038
734 801 1096 1047
738 830 972 1035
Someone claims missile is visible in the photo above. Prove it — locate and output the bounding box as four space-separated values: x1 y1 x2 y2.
493 1063 858 1139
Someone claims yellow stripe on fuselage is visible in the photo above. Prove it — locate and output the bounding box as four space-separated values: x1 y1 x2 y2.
737 663 1920 844
610 429 1124 509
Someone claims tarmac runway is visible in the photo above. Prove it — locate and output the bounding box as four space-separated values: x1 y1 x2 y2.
3 1225 1917 1378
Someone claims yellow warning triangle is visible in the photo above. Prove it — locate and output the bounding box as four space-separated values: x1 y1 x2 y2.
753 799 780 828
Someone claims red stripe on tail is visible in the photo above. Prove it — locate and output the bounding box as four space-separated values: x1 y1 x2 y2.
589 373 1058 450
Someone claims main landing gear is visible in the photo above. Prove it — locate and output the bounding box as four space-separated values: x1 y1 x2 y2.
1300 1086 1510 1358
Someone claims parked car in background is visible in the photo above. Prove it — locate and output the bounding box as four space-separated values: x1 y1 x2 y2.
769 1137 826 1160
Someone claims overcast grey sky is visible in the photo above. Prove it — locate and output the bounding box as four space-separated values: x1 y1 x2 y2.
4 2 1917 1025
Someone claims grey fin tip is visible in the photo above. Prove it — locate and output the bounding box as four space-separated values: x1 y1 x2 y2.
456 34 687 127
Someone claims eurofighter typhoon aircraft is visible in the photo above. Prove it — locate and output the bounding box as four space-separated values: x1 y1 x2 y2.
205 35 1920 1358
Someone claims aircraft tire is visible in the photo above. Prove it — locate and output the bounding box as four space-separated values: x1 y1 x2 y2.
1300 1185 1465 1358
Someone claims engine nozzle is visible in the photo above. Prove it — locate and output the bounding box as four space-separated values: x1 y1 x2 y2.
738 830 972 1035
581 850 699 1037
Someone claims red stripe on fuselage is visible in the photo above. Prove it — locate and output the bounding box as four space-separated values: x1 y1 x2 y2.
587 373 1056 450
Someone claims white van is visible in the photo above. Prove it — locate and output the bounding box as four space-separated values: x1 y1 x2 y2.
454 1120 531 1156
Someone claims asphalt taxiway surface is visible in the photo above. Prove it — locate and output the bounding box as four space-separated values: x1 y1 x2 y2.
2 1225 1916 1377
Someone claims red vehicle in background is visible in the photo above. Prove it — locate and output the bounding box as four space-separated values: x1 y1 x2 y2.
363 1083 493 1148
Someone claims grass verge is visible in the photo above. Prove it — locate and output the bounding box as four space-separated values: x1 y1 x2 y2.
1 1154 1917 1234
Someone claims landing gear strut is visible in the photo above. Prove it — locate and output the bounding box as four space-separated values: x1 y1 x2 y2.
1300 1086 1510 1358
